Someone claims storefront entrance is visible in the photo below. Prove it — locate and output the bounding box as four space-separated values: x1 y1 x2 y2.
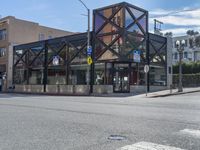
112 63 131 93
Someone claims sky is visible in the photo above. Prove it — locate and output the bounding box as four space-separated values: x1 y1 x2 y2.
1 0 200 36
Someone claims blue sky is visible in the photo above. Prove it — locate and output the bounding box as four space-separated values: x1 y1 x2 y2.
1 0 200 36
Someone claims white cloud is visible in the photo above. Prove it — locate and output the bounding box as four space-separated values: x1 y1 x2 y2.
163 27 200 36
150 8 200 26
149 8 200 36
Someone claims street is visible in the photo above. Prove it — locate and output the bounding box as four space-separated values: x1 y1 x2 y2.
0 93 200 150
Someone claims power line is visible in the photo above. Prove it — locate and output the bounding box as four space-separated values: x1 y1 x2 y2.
149 8 199 18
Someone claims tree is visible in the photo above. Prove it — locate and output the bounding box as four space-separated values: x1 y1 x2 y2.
186 30 199 36
164 32 173 37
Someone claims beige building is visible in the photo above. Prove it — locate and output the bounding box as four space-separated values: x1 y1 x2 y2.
0 16 73 91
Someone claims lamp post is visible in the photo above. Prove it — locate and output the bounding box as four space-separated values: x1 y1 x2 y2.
78 0 91 85
176 40 185 92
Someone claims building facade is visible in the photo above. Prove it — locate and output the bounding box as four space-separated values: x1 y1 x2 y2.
172 35 200 65
0 16 73 91
12 2 172 95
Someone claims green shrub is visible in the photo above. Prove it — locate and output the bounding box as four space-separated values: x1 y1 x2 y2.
173 62 200 74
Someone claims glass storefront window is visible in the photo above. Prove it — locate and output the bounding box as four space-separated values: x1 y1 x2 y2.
98 50 118 61
129 7 144 19
95 39 106 59
95 14 105 32
128 24 144 36
149 66 166 86
68 64 88 85
94 63 113 85
29 69 44 85
99 23 118 35
14 68 28 84
47 68 66 85
29 47 44 67
94 63 105 85
125 9 134 28
138 16 147 32
95 6 123 35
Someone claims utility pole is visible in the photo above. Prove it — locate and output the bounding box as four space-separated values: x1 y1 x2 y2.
78 0 91 85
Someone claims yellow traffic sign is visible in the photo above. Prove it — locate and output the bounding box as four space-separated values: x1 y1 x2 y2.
87 56 93 65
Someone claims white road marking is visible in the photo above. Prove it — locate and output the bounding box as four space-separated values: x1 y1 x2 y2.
180 129 200 138
117 142 184 150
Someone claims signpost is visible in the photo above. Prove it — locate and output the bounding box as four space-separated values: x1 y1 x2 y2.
144 65 149 96
87 46 93 65
144 65 149 73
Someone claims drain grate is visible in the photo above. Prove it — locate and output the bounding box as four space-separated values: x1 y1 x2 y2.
108 135 126 141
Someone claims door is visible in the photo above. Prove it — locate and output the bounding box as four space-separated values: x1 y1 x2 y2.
113 63 130 93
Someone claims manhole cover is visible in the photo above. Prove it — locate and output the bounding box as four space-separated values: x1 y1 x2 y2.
108 135 126 141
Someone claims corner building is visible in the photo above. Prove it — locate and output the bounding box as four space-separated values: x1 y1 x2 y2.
13 2 171 95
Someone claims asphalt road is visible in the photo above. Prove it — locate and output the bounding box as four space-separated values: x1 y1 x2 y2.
0 92 200 150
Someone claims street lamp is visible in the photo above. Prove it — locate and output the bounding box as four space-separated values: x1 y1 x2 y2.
78 0 91 85
176 40 186 92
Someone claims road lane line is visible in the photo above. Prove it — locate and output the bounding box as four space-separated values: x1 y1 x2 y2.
117 142 184 150
180 129 200 138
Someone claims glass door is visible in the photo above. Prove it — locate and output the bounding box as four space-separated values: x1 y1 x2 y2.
113 63 130 93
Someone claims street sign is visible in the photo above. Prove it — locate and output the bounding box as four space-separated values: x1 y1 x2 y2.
87 56 93 65
52 55 59 66
87 46 92 56
144 65 149 73
133 50 141 63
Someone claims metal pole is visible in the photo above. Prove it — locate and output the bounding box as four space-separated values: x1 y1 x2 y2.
87 9 90 86
145 72 148 96
78 0 90 86
178 51 183 92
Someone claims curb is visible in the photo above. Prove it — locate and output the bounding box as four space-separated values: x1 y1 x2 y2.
149 90 200 98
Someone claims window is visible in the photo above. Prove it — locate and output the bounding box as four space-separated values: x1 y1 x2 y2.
48 35 52 39
39 33 45 41
0 29 7 40
0 48 6 57
185 39 188 47
184 52 188 59
174 41 177 48
174 52 178 60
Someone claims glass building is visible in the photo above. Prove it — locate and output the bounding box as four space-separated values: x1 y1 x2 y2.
13 2 168 95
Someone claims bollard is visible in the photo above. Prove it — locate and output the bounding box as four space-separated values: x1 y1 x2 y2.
170 84 173 94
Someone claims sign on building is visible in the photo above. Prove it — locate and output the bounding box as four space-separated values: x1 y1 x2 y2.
133 50 141 63
52 55 60 66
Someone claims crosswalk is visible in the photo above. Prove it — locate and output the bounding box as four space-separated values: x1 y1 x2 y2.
117 142 184 150
179 129 200 138
117 128 200 150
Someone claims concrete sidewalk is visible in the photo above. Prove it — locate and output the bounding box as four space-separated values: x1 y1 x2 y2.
141 87 200 98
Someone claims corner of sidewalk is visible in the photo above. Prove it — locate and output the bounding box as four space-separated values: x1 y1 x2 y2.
137 87 200 98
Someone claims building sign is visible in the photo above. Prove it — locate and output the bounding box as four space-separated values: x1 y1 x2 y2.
133 50 141 63
52 55 60 66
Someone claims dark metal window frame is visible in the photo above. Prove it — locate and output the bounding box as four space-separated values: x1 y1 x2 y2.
13 33 89 88
93 2 148 62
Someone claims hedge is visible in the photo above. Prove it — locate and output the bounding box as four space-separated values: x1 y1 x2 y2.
173 62 200 74
173 73 200 87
